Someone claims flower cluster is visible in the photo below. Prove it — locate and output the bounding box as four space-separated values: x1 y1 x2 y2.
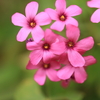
11 0 96 86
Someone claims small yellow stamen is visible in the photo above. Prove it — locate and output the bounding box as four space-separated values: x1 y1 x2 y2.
60 15 66 21
44 64 49 69
44 45 49 49
30 22 36 27
68 42 74 47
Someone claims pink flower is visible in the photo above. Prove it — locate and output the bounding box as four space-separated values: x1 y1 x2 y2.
57 55 96 83
87 0 100 23
64 25 94 67
11 1 51 42
26 29 65 65
45 0 82 31
26 60 60 85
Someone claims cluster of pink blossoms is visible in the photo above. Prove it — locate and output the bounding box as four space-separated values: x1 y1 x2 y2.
11 0 97 86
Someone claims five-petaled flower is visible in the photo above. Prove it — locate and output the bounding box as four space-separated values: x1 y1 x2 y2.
11 1 51 42
26 60 60 85
45 0 82 31
26 29 65 65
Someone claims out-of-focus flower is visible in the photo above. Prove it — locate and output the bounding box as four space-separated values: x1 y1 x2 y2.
87 0 100 23
45 0 82 31
26 60 60 85
26 29 65 65
11 1 51 42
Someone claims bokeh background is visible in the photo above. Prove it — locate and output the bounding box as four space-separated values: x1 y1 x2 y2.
0 0 100 100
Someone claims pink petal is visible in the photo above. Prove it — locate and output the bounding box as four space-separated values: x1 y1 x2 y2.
44 29 58 44
51 42 65 55
61 79 70 88
34 68 46 85
87 0 100 8
25 1 38 18
46 69 60 81
55 0 66 12
31 26 44 43
84 56 96 67
35 12 51 26
26 41 42 51
16 28 31 42
74 67 87 83
29 50 43 65
50 21 65 32
43 51 55 63
66 24 80 42
11 13 26 27
50 61 61 69
26 60 39 70
66 5 82 16
57 66 74 80
45 8 57 20
91 9 100 23
68 50 85 67
65 17 78 26
75 36 94 51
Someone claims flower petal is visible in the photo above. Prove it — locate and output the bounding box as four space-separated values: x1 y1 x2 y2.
31 26 44 43
45 8 57 20
91 9 100 23
43 51 55 63
66 17 78 26
68 50 85 67
55 0 66 12
25 1 38 18
66 24 80 42
75 36 94 51
66 5 82 16
26 41 42 51
57 66 74 80
26 60 39 70
46 69 60 81
34 68 46 85
51 42 65 55
50 21 65 32
35 12 51 25
11 13 26 27
84 55 97 67
74 67 87 83
50 61 61 69
16 28 31 42
87 0 100 8
29 50 43 65
44 29 58 44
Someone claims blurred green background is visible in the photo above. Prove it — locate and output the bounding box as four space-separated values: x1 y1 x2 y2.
0 0 100 100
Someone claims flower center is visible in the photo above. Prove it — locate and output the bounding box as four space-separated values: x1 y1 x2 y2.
29 22 36 28
67 41 74 47
59 14 66 21
43 43 50 50
43 64 50 69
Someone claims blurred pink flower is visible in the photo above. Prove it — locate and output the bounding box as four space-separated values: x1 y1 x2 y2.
26 60 60 85
26 29 65 65
87 0 100 23
11 1 51 42
45 0 82 31
65 25 94 67
57 55 96 83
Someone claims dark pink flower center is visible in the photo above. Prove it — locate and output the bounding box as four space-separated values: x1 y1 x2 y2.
43 43 50 50
43 63 50 69
67 41 74 48
28 19 36 28
59 14 67 21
